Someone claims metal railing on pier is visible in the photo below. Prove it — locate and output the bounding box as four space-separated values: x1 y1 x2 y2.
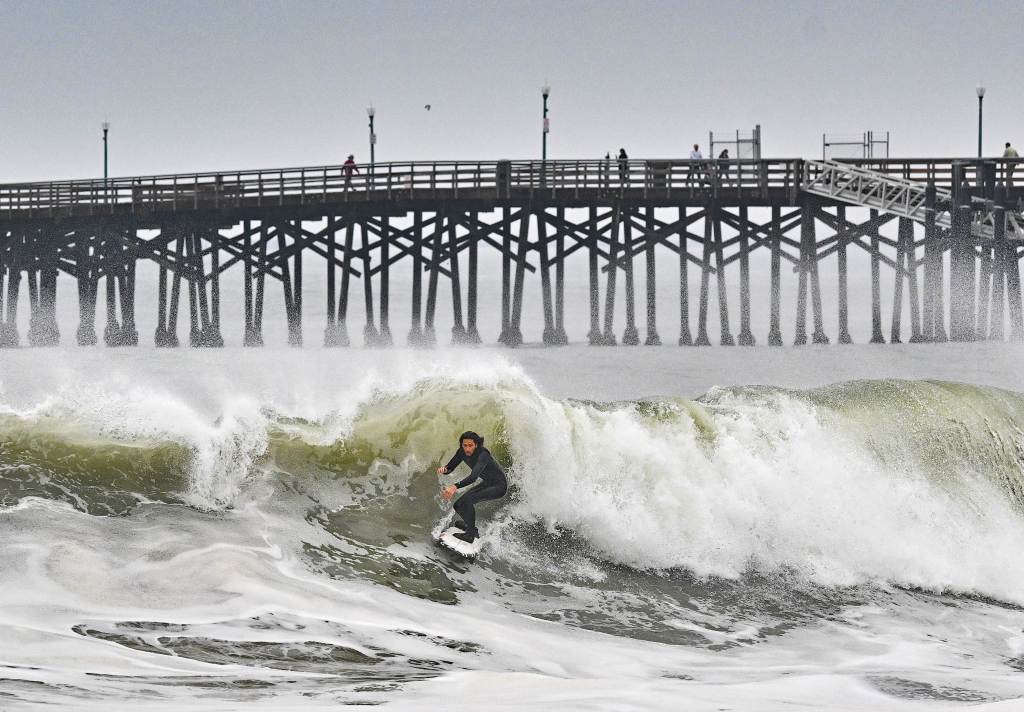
1 157 1020 219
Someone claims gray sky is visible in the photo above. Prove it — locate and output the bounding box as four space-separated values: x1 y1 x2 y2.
2 0 1023 182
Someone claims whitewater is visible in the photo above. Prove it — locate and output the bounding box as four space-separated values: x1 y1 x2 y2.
4 344 1024 710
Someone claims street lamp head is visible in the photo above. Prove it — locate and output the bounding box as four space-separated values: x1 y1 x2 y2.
977 83 986 98
542 83 550 99
367 106 375 118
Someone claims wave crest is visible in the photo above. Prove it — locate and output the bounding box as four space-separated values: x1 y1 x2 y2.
3 373 1024 601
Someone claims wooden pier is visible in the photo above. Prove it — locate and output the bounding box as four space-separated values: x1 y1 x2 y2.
0 156 1021 347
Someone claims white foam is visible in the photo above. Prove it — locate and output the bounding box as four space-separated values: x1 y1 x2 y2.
501 385 1024 601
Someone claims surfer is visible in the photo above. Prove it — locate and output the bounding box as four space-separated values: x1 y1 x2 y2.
436 431 507 543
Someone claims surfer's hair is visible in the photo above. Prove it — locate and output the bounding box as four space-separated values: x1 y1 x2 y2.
459 431 484 447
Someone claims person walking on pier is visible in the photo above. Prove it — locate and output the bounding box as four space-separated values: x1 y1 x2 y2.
343 154 359 188
618 148 629 186
687 144 704 187
1004 142 1019 187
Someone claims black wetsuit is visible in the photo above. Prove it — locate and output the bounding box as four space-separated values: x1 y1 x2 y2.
445 446 507 538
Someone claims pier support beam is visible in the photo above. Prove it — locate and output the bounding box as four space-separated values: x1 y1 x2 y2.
712 207 734 346
184 227 224 347
74 235 98 346
922 183 947 342
869 209 885 343
248 223 268 346
737 206 755 346
988 184 1023 341
808 212 829 344
891 220 906 344
977 243 994 340
447 214 467 344
896 217 924 343
622 209 640 345
695 213 713 346
498 209 513 345
507 208 530 347
207 232 220 346
0 236 20 347
102 241 122 347
794 210 810 345
203 230 223 347
466 213 482 344
107 257 139 346
1006 224 1024 342
600 205 620 345
87 231 135 348
425 213 442 346
240 228 259 346
155 230 180 347
678 207 693 346
768 206 783 346
324 216 345 347
27 265 59 347
409 212 426 346
537 207 557 345
0 269 20 347
23 230 59 347
949 179 976 341
989 196 1007 341
378 216 393 346
794 208 827 345
588 206 603 345
644 208 661 345
836 206 852 343
600 206 621 345
361 221 379 346
552 208 568 344
330 220 350 348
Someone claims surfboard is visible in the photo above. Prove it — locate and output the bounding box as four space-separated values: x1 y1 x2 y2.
437 526 484 558
433 514 484 558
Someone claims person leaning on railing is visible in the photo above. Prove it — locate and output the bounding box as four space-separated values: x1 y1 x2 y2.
1005 142 1019 188
717 149 730 187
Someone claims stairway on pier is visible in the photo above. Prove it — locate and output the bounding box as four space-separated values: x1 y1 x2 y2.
802 159 1023 241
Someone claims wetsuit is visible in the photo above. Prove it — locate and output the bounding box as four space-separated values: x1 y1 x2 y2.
444 446 507 538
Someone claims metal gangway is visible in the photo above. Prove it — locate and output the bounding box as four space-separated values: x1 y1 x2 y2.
802 159 1023 241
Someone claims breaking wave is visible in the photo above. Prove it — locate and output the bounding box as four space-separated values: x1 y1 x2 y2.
4 368 1024 603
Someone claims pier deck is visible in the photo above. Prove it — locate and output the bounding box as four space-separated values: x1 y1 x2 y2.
0 157 1021 348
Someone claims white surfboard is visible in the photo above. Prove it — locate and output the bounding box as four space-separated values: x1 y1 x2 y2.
433 514 484 558
437 526 484 558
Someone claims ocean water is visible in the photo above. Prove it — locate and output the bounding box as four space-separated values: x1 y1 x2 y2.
0 205 1022 709
3 343 1024 710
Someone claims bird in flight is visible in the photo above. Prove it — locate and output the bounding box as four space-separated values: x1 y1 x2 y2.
424 104 431 111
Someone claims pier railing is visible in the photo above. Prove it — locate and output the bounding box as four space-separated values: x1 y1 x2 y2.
1 157 1021 219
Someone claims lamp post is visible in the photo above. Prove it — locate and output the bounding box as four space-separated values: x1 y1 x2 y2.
367 106 376 172
102 121 110 181
976 83 985 158
541 83 550 186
